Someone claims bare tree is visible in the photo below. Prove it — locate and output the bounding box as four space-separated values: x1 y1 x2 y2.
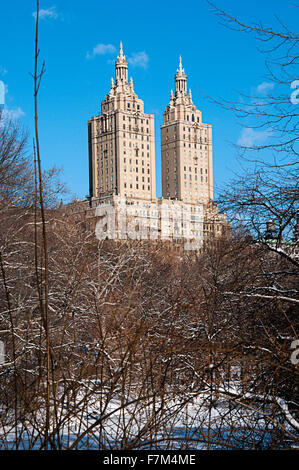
0 0 298 452
204 2 298 253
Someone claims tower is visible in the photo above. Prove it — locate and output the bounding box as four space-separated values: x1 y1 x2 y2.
160 57 213 204
88 42 156 202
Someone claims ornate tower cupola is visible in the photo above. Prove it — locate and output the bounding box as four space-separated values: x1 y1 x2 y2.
88 41 156 201
161 55 213 204
115 41 128 85
175 56 187 96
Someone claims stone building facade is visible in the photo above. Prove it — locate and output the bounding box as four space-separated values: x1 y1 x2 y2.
161 56 213 204
76 43 230 249
88 42 156 202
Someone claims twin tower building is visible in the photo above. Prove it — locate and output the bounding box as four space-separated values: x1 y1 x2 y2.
87 43 228 246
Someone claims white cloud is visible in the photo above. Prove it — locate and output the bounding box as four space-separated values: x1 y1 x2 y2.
1 106 25 121
0 81 8 106
32 6 58 20
0 66 7 76
127 52 149 69
256 81 274 94
0 82 4 106
86 46 149 68
86 44 116 59
0 81 24 122
237 127 272 147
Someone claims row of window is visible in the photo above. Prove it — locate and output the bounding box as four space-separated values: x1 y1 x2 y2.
184 166 208 174
164 142 208 150
166 126 207 134
123 124 149 133
122 116 149 125
99 177 114 183
124 176 150 183
122 134 150 141
166 114 201 123
126 102 140 111
183 175 208 182
165 151 208 159
123 141 150 147
96 115 150 133
165 192 208 199
165 136 207 147
165 177 208 187
123 167 150 174
124 183 151 191
165 164 208 174
124 158 149 165
124 193 152 198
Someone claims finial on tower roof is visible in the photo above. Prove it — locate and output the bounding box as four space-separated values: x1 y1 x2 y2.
120 41 124 59
179 55 183 72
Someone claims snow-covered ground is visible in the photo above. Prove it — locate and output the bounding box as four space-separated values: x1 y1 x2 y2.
1 381 297 450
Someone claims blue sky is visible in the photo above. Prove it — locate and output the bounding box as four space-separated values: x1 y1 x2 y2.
0 0 297 201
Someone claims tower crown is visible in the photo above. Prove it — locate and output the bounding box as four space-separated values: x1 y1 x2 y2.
118 41 125 60
175 56 187 96
115 41 128 84
177 56 185 74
